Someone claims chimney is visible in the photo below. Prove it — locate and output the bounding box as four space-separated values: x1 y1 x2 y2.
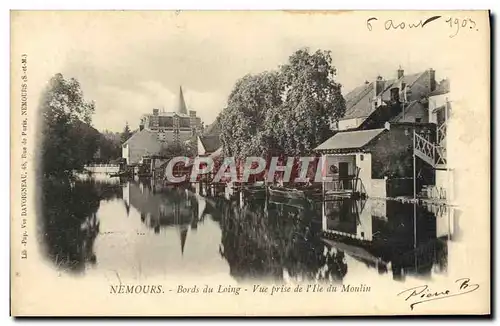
397 66 404 79
429 68 436 92
375 76 385 95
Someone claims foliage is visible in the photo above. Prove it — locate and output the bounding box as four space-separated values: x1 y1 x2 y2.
39 73 98 177
219 48 346 158
274 48 345 155
96 130 122 163
120 122 133 144
159 139 196 158
219 71 283 158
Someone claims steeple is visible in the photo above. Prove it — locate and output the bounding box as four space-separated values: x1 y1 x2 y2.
177 86 188 115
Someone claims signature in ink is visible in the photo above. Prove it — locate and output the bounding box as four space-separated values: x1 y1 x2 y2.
397 278 480 310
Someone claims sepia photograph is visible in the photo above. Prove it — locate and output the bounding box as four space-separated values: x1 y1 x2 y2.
10 10 491 316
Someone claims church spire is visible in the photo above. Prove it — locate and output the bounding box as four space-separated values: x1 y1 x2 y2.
177 86 188 115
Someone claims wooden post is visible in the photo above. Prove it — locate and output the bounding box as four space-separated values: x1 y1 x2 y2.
402 101 405 120
413 131 416 201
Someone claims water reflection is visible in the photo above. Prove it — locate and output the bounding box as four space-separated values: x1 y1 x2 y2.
39 176 458 283
323 198 454 281
39 177 122 273
217 198 348 282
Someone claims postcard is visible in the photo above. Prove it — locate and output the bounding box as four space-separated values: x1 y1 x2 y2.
10 10 491 316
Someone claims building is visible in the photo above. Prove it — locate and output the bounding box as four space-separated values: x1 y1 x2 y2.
425 79 453 201
122 86 203 165
338 67 437 131
316 67 453 201
314 122 436 198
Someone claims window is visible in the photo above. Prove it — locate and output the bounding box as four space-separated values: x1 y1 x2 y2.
360 154 364 161
416 118 422 123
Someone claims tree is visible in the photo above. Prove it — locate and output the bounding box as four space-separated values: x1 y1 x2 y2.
121 122 132 144
159 141 196 158
218 48 346 159
219 71 283 158
39 73 98 177
273 48 345 155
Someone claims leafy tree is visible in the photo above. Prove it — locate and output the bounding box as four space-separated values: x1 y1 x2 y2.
121 122 132 144
273 48 345 155
218 48 346 159
219 71 283 158
39 73 98 177
159 141 195 158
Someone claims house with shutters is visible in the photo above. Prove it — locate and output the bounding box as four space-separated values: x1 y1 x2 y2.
315 67 451 200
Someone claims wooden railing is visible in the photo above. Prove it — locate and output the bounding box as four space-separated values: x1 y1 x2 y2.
414 129 447 167
437 121 447 145
435 146 447 166
414 132 435 167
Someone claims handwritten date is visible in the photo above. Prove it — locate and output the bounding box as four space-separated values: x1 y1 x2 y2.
367 16 478 38
398 278 480 310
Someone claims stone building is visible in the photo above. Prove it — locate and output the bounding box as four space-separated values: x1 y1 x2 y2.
122 86 203 165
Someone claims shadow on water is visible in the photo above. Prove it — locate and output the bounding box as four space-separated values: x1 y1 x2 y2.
39 176 458 283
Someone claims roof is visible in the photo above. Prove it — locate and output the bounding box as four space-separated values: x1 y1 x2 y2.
380 72 425 103
430 79 450 96
342 82 375 120
341 71 427 120
122 129 156 146
199 135 222 153
389 100 419 122
314 128 385 152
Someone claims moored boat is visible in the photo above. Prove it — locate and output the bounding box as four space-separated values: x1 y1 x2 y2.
268 184 322 200
241 183 267 199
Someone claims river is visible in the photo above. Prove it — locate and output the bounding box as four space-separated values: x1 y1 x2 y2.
38 174 461 285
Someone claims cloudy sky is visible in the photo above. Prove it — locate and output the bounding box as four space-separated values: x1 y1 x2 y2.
13 11 487 132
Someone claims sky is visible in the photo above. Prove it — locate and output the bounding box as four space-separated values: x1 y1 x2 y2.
13 11 487 132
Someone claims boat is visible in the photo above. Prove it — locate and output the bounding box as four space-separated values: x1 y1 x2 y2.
241 183 267 199
268 184 322 200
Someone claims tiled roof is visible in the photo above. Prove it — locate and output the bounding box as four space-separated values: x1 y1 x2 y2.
430 79 450 96
389 101 419 122
341 71 427 120
314 128 386 152
199 135 222 153
122 129 156 146
342 82 375 120
380 72 426 103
